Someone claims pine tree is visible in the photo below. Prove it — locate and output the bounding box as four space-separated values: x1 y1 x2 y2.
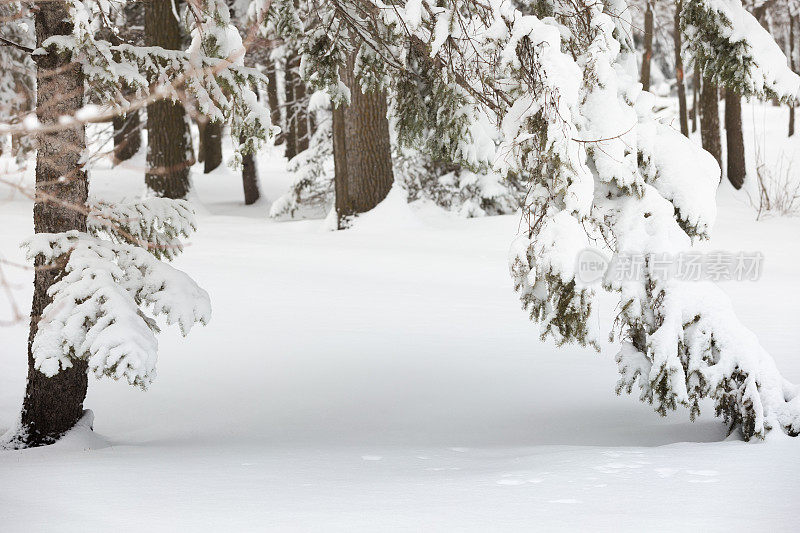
3 0 272 447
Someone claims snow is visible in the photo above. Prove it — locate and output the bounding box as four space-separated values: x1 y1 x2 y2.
1 103 799 529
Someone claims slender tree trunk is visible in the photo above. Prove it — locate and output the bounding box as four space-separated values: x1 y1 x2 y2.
724 89 746 189
640 2 654 92
202 121 223 173
240 85 260 205
691 64 698 133
241 138 260 205
294 72 309 153
197 120 206 163
112 108 141 163
15 0 90 448
334 52 394 228
284 53 298 160
699 77 722 168
265 55 284 145
674 1 689 136
144 0 193 199
790 15 796 137
332 104 349 225
112 1 143 164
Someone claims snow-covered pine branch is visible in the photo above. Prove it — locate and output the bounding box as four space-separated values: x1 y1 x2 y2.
682 0 800 102
87 198 197 261
22 231 211 389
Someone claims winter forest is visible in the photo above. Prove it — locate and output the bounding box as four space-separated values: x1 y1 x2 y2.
0 0 799 529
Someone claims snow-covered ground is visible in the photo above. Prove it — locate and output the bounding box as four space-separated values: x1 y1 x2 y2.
1 103 799 531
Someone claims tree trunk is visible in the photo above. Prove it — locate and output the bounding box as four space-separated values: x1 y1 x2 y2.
284 53 298 160
241 138 260 205
640 2 654 92
790 15 796 137
15 0 90 448
197 120 206 163
265 55 284 145
674 1 689 136
724 89 746 189
112 108 141 163
333 52 394 228
699 76 722 168
691 64 698 133
294 72 309 153
202 120 223 173
144 0 193 199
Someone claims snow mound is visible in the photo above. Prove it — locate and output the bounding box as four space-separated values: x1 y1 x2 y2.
329 184 424 232
1 410 109 451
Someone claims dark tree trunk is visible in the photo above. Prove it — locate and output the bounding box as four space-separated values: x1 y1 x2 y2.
15 0 90 448
674 1 689 136
294 73 309 153
265 56 284 145
202 120 223 173
197 120 206 163
112 1 143 164
284 54 298 160
691 64 699 133
790 15 796 137
333 53 394 228
332 104 349 224
241 139 260 205
144 0 193 199
640 2 654 92
724 89 746 189
699 76 722 168
112 108 141 163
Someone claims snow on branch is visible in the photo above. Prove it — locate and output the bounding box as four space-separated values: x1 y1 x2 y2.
682 0 800 102
88 198 197 261
22 231 211 389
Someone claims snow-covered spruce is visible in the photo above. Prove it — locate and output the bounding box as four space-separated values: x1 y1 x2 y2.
22 228 210 389
279 0 800 439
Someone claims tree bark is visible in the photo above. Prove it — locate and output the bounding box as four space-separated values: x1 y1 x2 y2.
265 55 284 145
112 108 141 163
790 15 796 137
112 1 143 164
640 2 654 92
333 52 394 228
294 71 309 153
674 0 689 136
691 64 699 133
724 89 746 189
699 76 722 168
15 0 90 448
284 54 298 160
144 0 193 199
202 120 223 173
241 137 260 205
